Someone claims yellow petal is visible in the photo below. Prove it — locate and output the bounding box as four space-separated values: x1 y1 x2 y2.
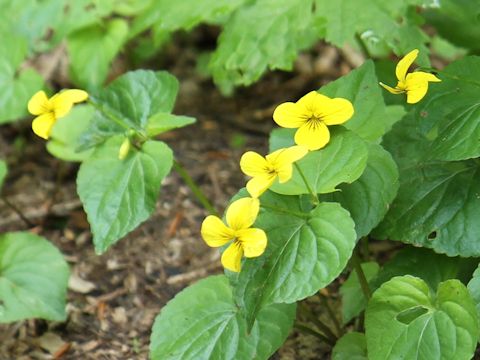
406 83 429 104
28 90 50 115
201 215 234 247
240 151 268 177
221 242 243 272
51 89 88 118
406 71 441 84
226 197 260 230
32 113 56 139
266 145 308 183
318 98 354 125
296 91 329 112
246 174 276 198
273 102 308 128
395 49 419 82
237 228 267 258
294 122 330 151
379 82 405 94
404 72 439 104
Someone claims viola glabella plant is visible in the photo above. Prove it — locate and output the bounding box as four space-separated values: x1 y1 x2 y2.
149 48 480 360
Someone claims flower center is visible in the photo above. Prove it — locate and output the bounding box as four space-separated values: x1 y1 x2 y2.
264 164 278 176
306 116 324 129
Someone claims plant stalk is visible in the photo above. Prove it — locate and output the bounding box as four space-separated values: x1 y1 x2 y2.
318 294 343 336
294 322 335 346
173 160 218 216
294 163 319 206
298 303 337 342
350 252 372 300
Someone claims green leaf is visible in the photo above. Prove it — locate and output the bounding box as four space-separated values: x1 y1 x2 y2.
269 127 368 195
209 0 324 93
322 143 398 239
79 70 179 149
0 232 70 323
47 105 95 162
150 275 295 360
424 0 480 51
0 34 44 124
315 0 430 64
340 262 380 324
373 247 478 293
147 113 196 137
319 61 388 141
332 332 368 360
0 160 6 190
77 137 173 253
229 191 356 327
67 18 129 89
365 276 479 360
467 264 480 318
131 0 244 38
374 160 480 256
415 56 480 161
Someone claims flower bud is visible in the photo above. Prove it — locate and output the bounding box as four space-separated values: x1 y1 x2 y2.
118 138 131 160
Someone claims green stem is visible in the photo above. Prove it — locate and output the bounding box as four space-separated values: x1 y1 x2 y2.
260 203 309 219
318 294 342 336
87 98 131 131
298 303 338 342
350 252 371 300
173 160 218 216
294 163 318 206
294 322 335 346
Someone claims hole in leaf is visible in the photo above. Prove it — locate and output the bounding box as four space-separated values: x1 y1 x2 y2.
428 231 437 240
395 306 429 325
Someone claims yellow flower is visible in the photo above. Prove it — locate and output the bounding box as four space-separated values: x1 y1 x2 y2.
201 197 267 272
240 146 308 198
273 91 354 151
379 49 441 104
28 89 89 139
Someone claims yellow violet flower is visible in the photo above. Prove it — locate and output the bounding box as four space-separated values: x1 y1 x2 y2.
379 49 441 104
201 197 267 272
273 91 354 151
28 89 89 139
240 146 308 198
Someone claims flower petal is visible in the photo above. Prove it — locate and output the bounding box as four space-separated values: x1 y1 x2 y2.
51 89 88 118
406 83 429 104
201 215 234 247
28 90 50 115
226 197 260 230
246 174 276 198
31 113 56 139
379 82 405 94
296 91 330 113
294 122 330 151
221 242 243 272
395 49 419 82
266 145 308 183
406 71 441 84
404 72 439 104
318 98 354 125
237 228 267 258
240 151 268 177
273 102 308 128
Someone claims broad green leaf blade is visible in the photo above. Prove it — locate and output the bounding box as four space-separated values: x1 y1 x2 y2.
67 18 129 89
320 61 388 141
77 137 173 253
209 0 324 93
425 0 480 51
467 264 480 318
332 332 368 360
0 232 70 323
366 276 479 360
149 275 295 360
147 113 196 137
322 143 399 239
229 191 356 327
79 70 179 149
374 160 480 256
340 262 379 324
131 0 244 38
0 160 6 190
269 127 368 195
373 247 478 293
47 105 95 162
415 56 480 161
0 34 44 124
315 0 430 65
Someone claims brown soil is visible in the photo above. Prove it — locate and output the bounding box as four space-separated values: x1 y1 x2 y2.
0 31 360 360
